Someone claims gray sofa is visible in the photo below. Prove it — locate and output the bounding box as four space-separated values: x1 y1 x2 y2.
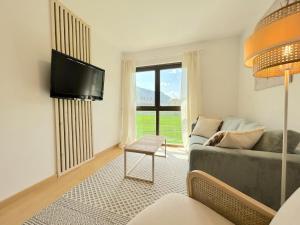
189 116 300 210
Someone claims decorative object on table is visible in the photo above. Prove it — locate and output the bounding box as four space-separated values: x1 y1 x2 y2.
244 0 300 205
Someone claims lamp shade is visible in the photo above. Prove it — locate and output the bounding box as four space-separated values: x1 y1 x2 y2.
244 1 300 77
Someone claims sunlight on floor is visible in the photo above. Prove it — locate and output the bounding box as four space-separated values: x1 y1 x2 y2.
164 146 188 160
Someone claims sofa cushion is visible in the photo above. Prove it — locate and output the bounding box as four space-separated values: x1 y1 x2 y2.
237 120 263 131
216 128 265 150
190 135 208 146
204 131 226 146
192 116 223 138
270 188 300 225
127 193 233 225
253 130 300 154
220 117 245 131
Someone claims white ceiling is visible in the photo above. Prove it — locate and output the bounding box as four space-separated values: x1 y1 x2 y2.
62 0 275 52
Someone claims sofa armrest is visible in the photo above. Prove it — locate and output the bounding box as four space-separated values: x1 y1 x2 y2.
189 145 300 210
187 170 276 225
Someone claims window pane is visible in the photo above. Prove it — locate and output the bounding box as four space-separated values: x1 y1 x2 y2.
160 68 182 106
136 71 155 106
159 111 182 144
136 111 156 139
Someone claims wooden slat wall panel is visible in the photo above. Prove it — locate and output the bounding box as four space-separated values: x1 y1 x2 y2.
50 0 94 176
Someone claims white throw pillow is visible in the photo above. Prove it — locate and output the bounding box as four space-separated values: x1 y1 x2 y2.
192 117 223 138
216 128 265 149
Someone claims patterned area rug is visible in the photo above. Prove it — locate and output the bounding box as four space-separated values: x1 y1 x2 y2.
23 149 188 225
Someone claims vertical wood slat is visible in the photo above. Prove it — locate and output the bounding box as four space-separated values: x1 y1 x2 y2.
79 21 86 161
82 102 87 161
78 20 82 60
68 13 73 57
83 27 90 159
54 2 66 173
78 102 83 162
75 101 81 164
64 11 74 169
86 104 90 159
87 28 91 63
64 10 69 55
83 25 87 62
67 100 73 168
60 7 65 54
63 99 69 170
73 17 81 166
59 5 66 172
68 13 77 168
88 102 93 157
77 19 83 164
82 24 87 161
73 16 77 61
59 99 66 172
51 0 93 176
51 0 61 174
60 6 69 171
86 27 93 159
71 100 76 165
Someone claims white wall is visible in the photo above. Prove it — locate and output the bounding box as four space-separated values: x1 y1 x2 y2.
124 36 240 118
0 0 121 201
91 32 122 152
237 11 300 131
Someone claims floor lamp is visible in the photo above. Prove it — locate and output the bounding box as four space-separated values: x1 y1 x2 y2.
244 0 300 205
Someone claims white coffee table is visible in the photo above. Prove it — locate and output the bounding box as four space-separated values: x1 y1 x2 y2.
124 135 166 183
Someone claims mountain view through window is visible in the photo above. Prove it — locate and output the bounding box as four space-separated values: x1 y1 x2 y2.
136 65 183 144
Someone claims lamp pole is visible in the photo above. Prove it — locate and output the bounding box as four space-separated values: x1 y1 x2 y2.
281 69 290 205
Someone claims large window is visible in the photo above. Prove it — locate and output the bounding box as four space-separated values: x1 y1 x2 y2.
136 63 183 144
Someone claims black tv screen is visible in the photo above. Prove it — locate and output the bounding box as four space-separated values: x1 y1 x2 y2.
50 49 105 101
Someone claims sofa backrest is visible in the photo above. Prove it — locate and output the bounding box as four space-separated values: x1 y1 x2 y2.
220 117 244 131
254 130 300 154
220 117 262 131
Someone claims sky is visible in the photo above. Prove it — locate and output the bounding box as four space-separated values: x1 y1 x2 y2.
136 68 182 99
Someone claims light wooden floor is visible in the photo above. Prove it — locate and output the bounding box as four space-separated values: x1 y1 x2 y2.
0 146 122 225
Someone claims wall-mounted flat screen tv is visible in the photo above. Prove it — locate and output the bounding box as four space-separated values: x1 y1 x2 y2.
50 49 105 101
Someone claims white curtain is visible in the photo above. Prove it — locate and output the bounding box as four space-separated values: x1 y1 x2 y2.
119 59 136 147
181 51 202 147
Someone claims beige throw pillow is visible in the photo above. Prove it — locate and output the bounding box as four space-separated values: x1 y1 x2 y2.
216 128 265 149
192 117 223 138
204 131 226 146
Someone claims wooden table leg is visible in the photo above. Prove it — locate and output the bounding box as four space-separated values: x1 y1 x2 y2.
124 150 127 178
152 154 154 183
165 139 167 158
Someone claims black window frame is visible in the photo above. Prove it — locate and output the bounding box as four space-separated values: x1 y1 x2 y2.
136 62 182 136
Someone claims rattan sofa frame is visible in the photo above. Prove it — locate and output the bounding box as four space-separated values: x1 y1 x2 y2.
187 171 277 225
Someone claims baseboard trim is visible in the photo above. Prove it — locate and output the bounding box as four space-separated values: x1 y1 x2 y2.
0 144 119 209
0 175 57 210
94 144 120 157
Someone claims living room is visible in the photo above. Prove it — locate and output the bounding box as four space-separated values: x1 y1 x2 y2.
1 0 300 224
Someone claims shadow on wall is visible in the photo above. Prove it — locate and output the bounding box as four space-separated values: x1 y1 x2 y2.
38 59 57 172
38 60 51 95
